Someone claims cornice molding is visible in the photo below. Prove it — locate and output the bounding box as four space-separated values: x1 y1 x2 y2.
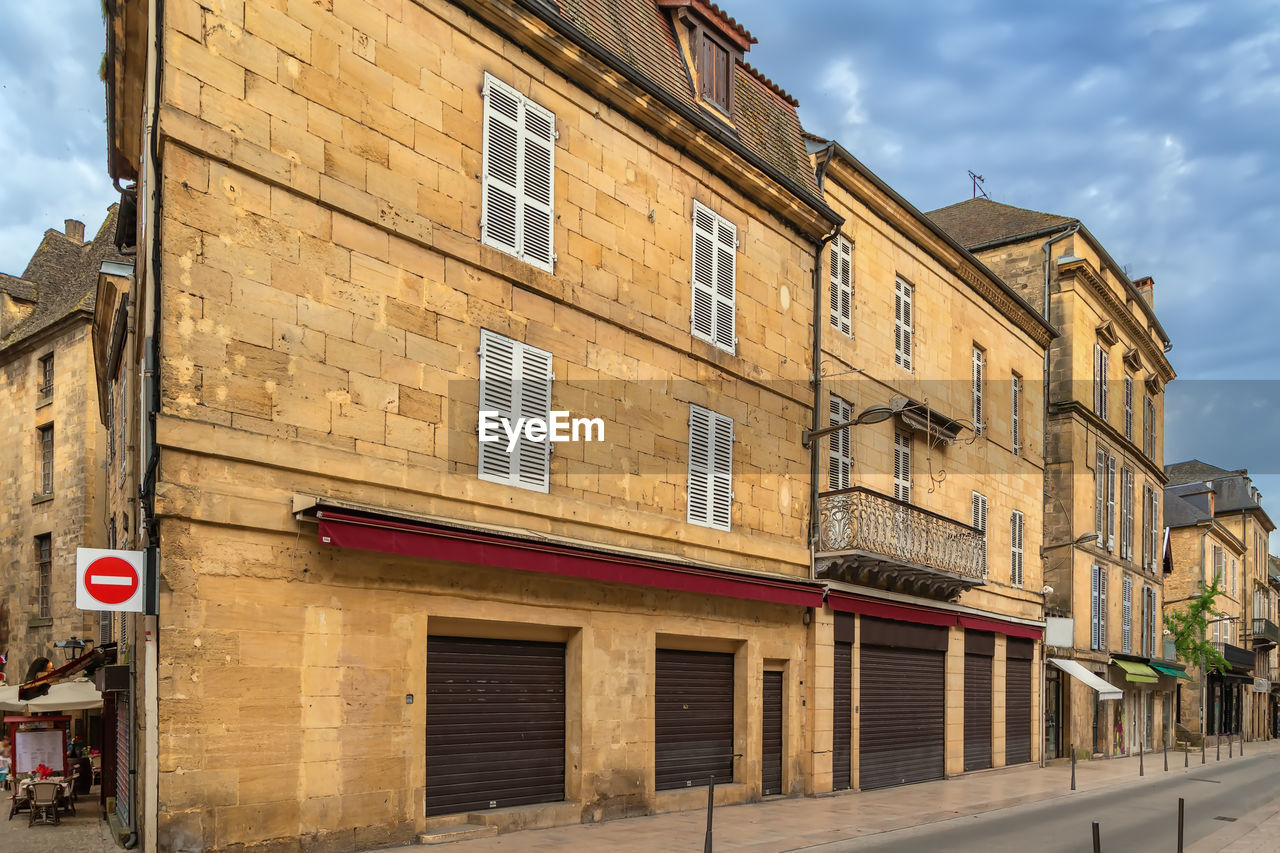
1057 259 1174 383
1050 401 1167 484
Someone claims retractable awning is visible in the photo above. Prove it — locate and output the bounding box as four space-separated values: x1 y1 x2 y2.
1112 659 1159 683
1049 658 1123 700
1150 662 1191 681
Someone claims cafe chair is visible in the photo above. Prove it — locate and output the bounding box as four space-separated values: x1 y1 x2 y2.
7 784 29 820
28 781 60 826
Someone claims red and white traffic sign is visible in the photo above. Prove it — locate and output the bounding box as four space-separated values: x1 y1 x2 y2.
76 549 146 612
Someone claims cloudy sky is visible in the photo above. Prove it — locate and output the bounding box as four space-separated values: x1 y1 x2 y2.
1 2 1277 508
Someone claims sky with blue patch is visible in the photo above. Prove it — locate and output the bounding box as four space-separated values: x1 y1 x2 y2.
1 1 1276 527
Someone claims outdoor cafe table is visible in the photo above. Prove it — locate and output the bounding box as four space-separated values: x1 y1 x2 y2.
15 777 73 810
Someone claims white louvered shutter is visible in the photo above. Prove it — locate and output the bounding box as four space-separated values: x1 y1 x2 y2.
1122 468 1134 560
972 492 988 576
1148 587 1157 656
690 201 737 352
893 431 911 503
1099 566 1108 650
481 75 556 272
1106 455 1116 552
1011 374 1022 454
688 405 733 531
1151 492 1160 571
1011 509 1024 587
1100 349 1110 417
478 330 552 492
1122 575 1132 653
828 396 852 491
1091 564 1101 650
972 347 985 432
1124 376 1134 440
830 236 852 336
1095 448 1106 537
895 278 913 371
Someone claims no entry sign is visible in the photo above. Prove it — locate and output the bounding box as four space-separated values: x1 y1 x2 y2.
76 549 146 612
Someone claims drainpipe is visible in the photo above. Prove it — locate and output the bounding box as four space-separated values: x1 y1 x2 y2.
809 142 839 576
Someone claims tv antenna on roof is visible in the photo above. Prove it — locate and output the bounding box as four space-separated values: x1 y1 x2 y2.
968 170 989 199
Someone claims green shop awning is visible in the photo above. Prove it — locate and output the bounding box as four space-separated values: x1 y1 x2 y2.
1112 659 1159 683
1150 662 1192 681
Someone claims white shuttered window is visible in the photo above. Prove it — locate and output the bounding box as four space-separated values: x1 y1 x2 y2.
1122 575 1133 653
481 74 556 271
1010 509 1024 587
688 405 734 531
1124 376 1134 440
690 200 738 352
830 236 852 336
1011 373 1022 454
972 491 988 575
895 278 913 371
893 431 912 503
828 396 852 491
478 330 553 492
972 345 985 432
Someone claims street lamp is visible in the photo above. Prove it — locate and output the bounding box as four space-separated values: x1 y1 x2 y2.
802 403 898 448
53 637 86 661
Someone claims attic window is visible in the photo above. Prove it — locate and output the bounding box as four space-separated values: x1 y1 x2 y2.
699 32 732 112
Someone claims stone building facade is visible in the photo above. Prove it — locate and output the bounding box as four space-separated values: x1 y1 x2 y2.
1164 461 1275 741
929 199 1177 760
105 0 854 849
0 212 124 692
805 142 1052 790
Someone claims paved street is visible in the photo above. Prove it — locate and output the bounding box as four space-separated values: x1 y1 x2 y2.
391 740 1280 852
0 788 115 853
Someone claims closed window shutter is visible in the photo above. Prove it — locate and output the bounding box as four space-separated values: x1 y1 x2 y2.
972 347 984 431
1094 344 1103 414
1100 349 1110 416
828 396 852 491
1122 468 1133 560
1151 492 1159 571
893 431 911 502
1148 588 1157 656
1124 376 1134 440
481 75 556 272
1011 374 1022 454
1091 564 1101 650
1011 509 1023 587
1099 567 1108 650
1106 455 1116 551
1095 448 1106 536
895 279 913 371
972 492 988 576
690 201 737 352
830 236 852 336
688 405 733 531
1122 575 1132 653
478 330 552 492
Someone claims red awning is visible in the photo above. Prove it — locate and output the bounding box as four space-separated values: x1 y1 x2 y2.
314 509 825 608
826 590 1043 639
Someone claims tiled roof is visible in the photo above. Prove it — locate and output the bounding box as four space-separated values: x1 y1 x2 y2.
0 272 37 302
1165 459 1238 486
1 206 127 352
927 198 1074 249
553 0 818 194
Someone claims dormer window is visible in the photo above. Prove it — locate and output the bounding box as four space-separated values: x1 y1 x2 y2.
658 0 755 120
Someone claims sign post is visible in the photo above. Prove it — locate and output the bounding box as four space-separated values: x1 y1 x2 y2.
76 549 146 612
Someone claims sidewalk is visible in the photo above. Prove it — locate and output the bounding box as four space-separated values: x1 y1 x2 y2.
388 739 1280 851
0 787 116 853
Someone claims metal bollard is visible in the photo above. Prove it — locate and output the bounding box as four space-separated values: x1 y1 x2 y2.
1092 820 1101 853
1217 735 1220 762
1071 748 1077 791
1229 736 1233 758
1177 797 1184 853
1139 743 1144 776
704 775 715 853
1240 734 1244 756
1201 734 1206 764
1164 742 1168 772
1185 740 1189 768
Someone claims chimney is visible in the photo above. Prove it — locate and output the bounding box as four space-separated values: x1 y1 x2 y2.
1133 275 1154 309
64 219 85 244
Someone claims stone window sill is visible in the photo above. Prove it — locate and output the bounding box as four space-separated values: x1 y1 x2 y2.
36 396 52 409
31 493 53 506
27 617 52 629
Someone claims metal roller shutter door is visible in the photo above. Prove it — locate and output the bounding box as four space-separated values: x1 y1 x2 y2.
859 645 945 789
1005 656 1033 765
833 642 852 790
655 649 734 790
425 636 565 816
964 654 993 771
762 671 783 796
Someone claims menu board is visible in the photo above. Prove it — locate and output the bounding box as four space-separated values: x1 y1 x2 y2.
14 729 63 774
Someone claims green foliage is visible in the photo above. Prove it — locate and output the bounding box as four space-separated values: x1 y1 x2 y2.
1164 575 1230 674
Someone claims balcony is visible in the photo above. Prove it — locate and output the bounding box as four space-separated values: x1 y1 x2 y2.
815 487 987 601
1252 617 1279 649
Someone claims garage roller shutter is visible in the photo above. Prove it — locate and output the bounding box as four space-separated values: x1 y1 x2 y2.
656 649 734 790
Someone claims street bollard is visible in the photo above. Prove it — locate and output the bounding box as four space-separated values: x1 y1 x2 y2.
1240 734 1243 756
1164 742 1168 772
1092 820 1101 853
1201 735 1206 764
1185 740 1189 768
1139 743 1144 776
1071 748 1077 791
1216 735 1220 761
704 775 714 853
1177 797 1184 853
1229 736 1233 758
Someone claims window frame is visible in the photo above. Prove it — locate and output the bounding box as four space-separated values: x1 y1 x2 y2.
36 533 51 619
687 404 734 532
477 329 554 493
1011 372 1022 455
893 431 912 503
971 344 985 434
689 200 738 353
829 235 852 337
37 354 54 401
38 423 53 495
828 395 852 492
894 277 913 372
1010 509 1024 588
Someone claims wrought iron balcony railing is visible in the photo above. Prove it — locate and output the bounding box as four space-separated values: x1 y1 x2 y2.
1251 617 1279 648
815 487 987 601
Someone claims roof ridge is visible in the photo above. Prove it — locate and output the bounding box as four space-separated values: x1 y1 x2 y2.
739 60 797 107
